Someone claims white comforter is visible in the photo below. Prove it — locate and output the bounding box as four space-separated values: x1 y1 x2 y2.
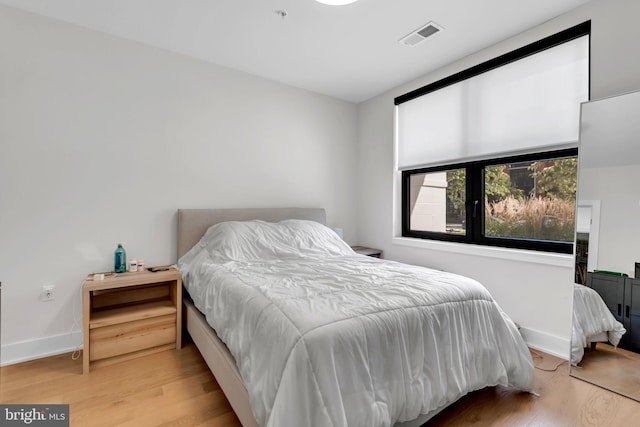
179 220 534 427
571 283 626 365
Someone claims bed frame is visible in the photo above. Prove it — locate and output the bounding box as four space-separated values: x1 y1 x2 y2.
177 208 447 427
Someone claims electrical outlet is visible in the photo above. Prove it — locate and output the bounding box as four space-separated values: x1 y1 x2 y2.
42 285 54 301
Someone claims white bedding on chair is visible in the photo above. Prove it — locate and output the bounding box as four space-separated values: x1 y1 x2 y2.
571 283 626 365
179 219 535 427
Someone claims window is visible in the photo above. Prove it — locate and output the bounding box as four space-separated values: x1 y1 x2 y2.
403 149 577 252
396 22 590 254
406 167 467 236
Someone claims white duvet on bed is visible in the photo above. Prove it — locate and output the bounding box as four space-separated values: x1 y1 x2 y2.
179 219 534 427
571 283 626 365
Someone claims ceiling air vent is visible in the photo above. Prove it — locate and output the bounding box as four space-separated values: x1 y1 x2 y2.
399 21 443 47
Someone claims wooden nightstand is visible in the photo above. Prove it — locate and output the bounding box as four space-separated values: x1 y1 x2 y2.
351 246 383 258
82 266 182 374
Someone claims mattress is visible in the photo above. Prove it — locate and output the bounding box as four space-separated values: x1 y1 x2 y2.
571 283 626 365
179 219 535 427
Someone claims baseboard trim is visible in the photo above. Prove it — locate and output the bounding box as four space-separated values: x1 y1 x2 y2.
1 332 83 366
520 326 570 360
1 327 569 366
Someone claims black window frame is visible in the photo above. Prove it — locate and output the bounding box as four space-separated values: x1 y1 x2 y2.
396 21 590 255
402 148 578 254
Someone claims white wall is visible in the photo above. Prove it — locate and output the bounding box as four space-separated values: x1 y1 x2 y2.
581 165 640 276
0 6 358 364
356 0 640 358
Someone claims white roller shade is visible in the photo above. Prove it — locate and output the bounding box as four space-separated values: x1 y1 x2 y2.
397 35 589 170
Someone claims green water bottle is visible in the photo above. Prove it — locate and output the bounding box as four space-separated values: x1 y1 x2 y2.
114 244 127 273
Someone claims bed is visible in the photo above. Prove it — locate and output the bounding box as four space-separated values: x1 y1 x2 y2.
177 208 534 427
571 283 626 366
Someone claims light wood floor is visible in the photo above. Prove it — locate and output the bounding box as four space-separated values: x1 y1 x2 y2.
570 343 640 401
1 344 639 426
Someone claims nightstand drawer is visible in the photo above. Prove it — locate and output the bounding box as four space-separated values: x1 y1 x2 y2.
89 313 176 361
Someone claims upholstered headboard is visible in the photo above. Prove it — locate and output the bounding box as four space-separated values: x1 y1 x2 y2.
177 208 327 259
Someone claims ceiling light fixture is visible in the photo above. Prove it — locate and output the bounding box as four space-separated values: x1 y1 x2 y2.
315 0 359 5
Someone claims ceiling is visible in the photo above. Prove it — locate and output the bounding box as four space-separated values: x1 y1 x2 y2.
0 0 592 103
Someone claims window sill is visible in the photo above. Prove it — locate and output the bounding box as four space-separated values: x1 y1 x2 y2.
392 236 574 268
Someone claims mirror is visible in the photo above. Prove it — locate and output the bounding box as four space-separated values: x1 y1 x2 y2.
570 89 640 400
